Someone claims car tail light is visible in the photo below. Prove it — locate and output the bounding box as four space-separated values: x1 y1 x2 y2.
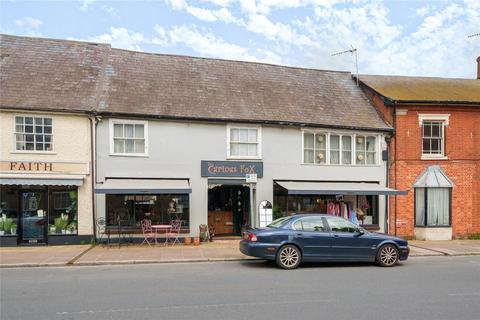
248 233 258 242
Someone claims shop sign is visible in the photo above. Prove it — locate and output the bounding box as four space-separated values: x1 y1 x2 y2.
0 161 89 175
201 161 263 178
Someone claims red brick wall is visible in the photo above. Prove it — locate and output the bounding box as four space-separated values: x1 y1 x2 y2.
363 87 480 238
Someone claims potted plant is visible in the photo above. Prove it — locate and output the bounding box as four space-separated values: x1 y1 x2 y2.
184 236 192 245
11 223 17 235
193 236 200 246
66 223 76 234
3 218 13 235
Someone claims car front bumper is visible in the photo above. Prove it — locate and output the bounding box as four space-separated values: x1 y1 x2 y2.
399 246 410 260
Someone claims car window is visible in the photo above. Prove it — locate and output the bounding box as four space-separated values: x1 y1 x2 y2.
326 216 358 233
267 217 291 228
294 217 326 232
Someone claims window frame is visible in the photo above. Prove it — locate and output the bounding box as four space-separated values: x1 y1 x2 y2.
226 124 262 160
109 119 149 157
418 114 449 160
12 114 55 153
301 130 380 166
414 187 452 228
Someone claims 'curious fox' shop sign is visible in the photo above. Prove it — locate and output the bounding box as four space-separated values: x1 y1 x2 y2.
201 161 263 178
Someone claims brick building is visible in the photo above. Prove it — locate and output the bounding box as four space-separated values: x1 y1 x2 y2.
358 69 480 240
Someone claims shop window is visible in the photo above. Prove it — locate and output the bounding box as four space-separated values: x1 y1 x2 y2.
415 187 450 227
48 188 78 235
0 186 20 236
228 126 261 159
106 194 190 228
110 119 148 156
355 135 376 165
273 184 379 226
14 116 53 152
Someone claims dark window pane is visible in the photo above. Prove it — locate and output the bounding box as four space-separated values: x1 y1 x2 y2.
423 123 431 137
44 126 52 134
35 126 43 133
423 139 430 153
25 134 34 142
44 118 52 125
45 143 52 151
26 143 34 150
35 118 43 125
25 125 33 133
301 218 325 232
25 117 33 124
45 136 51 143
431 139 440 153
15 117 23 124
431 123 441 137
35 135 44 142
36 143 44 150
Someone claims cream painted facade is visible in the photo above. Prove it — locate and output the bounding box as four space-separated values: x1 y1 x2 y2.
0 110 93 238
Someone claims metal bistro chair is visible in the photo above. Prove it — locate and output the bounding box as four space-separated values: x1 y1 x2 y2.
165 219 182 246
95 217 106 245
141 219 156 246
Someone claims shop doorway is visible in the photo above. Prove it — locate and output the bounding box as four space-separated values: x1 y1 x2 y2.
20 191 48 244
208 185 250 236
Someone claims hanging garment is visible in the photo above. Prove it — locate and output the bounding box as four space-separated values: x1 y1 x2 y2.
341 203 348 219
327 202 335 215
335 202 341 217
349 208 358 225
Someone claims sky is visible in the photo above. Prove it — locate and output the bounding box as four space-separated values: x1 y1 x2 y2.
1 0 479 78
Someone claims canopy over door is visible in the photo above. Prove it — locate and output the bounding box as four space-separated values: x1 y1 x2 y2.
276 181 407 195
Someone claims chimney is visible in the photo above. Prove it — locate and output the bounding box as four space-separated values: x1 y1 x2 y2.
477 56 480 79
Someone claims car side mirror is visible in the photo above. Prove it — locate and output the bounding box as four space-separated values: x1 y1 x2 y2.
355 229 365 236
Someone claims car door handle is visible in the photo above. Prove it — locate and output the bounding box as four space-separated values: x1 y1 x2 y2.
333 234 340 237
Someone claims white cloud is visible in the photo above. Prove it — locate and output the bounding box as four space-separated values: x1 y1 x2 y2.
186 6 218 22
15 17 43 36
101 5 120 19
89 27 147 51
80 0 96 11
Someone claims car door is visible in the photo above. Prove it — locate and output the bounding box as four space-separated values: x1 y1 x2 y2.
325 216 373 260
292 217 331 260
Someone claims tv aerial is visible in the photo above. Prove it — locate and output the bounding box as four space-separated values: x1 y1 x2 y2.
332 45 359 86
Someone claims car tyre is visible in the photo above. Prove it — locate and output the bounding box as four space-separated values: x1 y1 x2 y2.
276 245 301 270
376 244 399 267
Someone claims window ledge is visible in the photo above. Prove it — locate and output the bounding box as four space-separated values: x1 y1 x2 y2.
301 163 381 167
110 153 149 158
11 151 57 155
226 157 262 161
421 155 448 161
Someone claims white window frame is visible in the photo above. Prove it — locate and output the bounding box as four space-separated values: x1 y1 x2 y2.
303 130 382 166
109 119 149 157
226 124 262 160
12 114 55 154
302 131 328 165
418 114 449 160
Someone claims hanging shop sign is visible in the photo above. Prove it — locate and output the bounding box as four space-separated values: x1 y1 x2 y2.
201 160 263 178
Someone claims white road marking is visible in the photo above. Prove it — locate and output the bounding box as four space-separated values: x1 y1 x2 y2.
448 292 480 296
56 298 339 315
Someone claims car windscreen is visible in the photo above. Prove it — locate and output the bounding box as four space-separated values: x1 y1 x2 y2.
266 217 291 228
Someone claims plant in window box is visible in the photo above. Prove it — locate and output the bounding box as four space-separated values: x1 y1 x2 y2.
0 219 4 236
54 214 69 234
66 223 76 235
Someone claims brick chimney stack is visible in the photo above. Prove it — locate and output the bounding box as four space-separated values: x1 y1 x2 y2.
477 56 480 79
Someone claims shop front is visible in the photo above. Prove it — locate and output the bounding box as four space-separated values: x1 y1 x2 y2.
95 178 192 236
0 160 91 246
273 181 407 231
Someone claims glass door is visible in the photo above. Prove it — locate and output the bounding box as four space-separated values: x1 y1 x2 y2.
20 191 47 244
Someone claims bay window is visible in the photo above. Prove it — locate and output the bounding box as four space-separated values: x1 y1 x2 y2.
355 135 377 165
304 133 326 164
415 187 451 227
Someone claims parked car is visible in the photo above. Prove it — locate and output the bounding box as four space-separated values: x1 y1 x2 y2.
240 214 409 269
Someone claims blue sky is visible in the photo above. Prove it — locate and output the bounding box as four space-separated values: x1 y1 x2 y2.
1 0 479 78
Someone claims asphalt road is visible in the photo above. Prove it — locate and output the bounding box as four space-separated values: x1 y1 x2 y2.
1 256 480 320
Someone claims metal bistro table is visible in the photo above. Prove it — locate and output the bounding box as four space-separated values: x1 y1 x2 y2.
151 224 171 245
105 225 137 247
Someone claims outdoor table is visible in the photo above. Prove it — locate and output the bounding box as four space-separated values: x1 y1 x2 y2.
151 224 171 245
105 225 137 247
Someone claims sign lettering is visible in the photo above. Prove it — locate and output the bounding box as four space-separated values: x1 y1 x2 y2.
9 161 53 172
201 161 263 178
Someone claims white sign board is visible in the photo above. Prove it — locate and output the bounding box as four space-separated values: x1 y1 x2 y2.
245 173 257 183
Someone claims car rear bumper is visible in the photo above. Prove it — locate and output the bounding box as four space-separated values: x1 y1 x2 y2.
239 240 278 260
399 246 410 260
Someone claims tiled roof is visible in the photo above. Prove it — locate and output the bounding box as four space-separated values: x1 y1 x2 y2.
358 74 480 104
1 34 392 131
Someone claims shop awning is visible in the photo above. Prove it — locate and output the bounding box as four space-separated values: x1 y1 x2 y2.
95 179 192 194
0 175 84 186
276 181 407 195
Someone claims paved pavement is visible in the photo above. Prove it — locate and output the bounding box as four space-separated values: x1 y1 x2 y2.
1 256 479 320
1 240 479 268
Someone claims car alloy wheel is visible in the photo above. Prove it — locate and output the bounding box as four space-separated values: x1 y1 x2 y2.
377 244 399 267
276 245 301 269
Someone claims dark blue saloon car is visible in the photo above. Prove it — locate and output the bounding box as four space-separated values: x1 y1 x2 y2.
240 214 409 269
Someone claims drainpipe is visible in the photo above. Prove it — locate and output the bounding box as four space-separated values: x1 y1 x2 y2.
88 113 101 241
385 136 391 234
393 103 398 237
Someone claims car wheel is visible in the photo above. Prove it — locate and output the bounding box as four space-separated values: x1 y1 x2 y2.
276 245 301 270
376 244 399 267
